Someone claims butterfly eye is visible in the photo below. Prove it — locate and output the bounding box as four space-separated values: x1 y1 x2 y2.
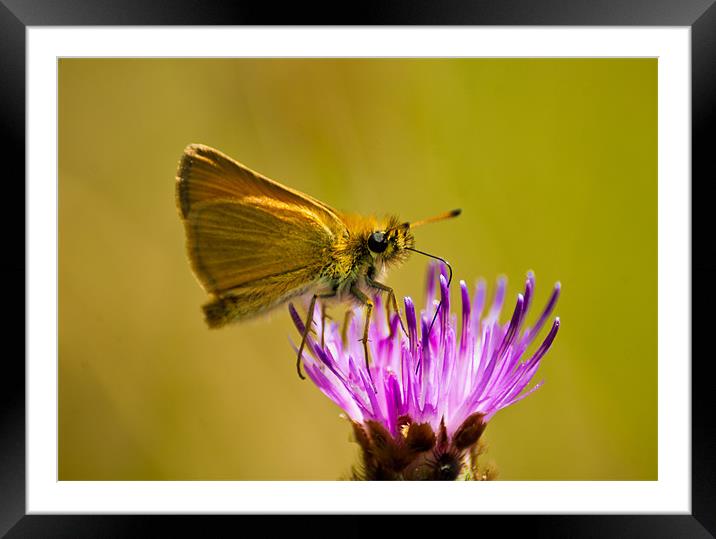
368 231 388 253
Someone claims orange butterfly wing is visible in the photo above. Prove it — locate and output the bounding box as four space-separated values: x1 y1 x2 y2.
176 144 347 319
177 143 344 226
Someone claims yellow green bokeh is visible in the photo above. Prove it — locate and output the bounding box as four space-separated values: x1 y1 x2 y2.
59 58 656 480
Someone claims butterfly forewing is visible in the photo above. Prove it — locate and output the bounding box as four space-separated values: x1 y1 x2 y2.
176 143 344 228
176 144 348 321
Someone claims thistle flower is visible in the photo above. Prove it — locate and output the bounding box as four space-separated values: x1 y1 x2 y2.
289 263 560 480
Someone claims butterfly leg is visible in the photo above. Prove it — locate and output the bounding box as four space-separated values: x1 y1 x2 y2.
296 291 337 380
321 303 330 349
296 294 318 380
365 276 407 338
341 310 354 345
350 285 374 378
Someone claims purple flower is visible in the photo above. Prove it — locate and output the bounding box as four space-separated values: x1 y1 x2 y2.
289 263 560 480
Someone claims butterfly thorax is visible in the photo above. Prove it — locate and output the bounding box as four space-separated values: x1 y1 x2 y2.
321 214 415 293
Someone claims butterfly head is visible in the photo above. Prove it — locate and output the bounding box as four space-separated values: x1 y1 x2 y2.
367 217 414 267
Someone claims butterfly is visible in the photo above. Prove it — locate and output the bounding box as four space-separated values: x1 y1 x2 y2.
176 144 459 378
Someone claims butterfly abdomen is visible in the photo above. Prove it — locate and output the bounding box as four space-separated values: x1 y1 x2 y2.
203 295 242 328
202 272 321 328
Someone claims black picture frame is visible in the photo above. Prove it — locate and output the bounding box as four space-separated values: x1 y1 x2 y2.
3 1 713 536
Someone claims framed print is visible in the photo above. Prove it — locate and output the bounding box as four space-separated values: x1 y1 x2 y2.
3 0 714 536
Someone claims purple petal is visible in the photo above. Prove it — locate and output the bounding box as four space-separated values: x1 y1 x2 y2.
496 293 525 359
438 274 451 339
404 296 418 355
523 271 535 315
487 276 507 322
425 262 438 311
522 281 561 347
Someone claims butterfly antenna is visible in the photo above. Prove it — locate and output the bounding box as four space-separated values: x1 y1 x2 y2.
409 208 461 229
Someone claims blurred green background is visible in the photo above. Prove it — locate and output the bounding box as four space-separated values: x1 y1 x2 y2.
59 59 656 480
